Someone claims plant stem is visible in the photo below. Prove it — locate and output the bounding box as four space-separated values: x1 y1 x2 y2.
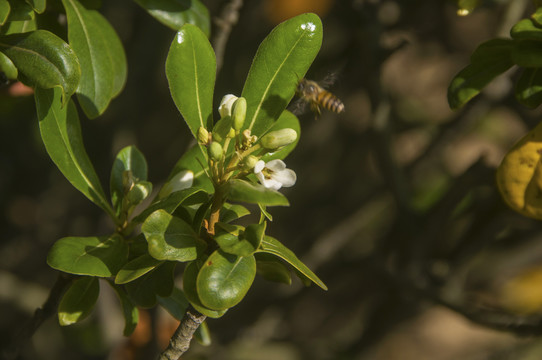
157 306 207 360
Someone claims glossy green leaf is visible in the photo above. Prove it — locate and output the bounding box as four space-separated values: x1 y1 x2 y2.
168 145 213 193
158 286 189 321
62 0 127 118
133 0 210 37
0 0 9 26
133 187 206 223
115 253 162 284
109 282 139 336
220 203 250 223
448 39 514 110
0 51 17 79
511 19 542 40
58 276 99 326
225 179 289 206
110 146 148 216
261 110 300 162
47 235 128 277
215 222 265 257
0 30 80 100
35 88 114 217
515 68 542 108
5 1 33 21
166 24 215 139
242 13 322 137
25 0 46 13
142 209 205 262
0 18 36 35
125 261 175 308
257 236 327 290
183 261 227 318
255 253 291 285
197 250 256 311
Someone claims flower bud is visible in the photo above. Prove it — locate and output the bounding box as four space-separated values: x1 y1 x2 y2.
208 141 223 161
218 94 238 118
232 97 247 131
158 170 194 198
197 126 210 145
260 128 297 150
243 155 259 169
212 116 233 143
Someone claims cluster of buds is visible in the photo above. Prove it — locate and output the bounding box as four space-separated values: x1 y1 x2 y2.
197 94 298 190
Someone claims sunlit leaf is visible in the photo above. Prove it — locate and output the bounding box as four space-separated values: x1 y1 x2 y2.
225 179 289 206
515 68 542 108
47 235 128 277
183 261 227 318
242 13 322 137
115 253 162 284
58 276 99 325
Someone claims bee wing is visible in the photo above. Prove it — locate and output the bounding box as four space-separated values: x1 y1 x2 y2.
318 73 340 89
288 97 310 116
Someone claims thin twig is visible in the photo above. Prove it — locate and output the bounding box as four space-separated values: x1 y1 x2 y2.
157 306 207 360
212 0 244 73
3 273 73 360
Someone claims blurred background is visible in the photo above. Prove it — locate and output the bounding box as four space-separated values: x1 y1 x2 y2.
4 0 542 359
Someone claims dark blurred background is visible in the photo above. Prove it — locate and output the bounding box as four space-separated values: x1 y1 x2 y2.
4 0 542 359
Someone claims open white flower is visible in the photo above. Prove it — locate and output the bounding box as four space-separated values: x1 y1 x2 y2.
254 160 296 190
218 94 238 118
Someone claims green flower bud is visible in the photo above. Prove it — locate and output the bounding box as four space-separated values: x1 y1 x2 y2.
198 126 210 145
243 155 259 169
232 97 247 131
127 181 152 205
227 128 236 139
208 141 223 161
260 128 297 150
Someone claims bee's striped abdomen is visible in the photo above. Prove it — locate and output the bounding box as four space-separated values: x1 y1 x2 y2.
317 91 345 113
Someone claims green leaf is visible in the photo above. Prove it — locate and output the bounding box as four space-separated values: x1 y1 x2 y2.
25 0 46 13
215 222 265 257
110 146 148 216
512 39 542 68
5 1 33 21
261 110 300 162
0 51 17 79
35 88 115 218
532 7 542 26
515 68 542 108
109 282 139 336
197 250 256 311
183 261 227 318
255 253 291 285
511 19 542 40
115 253 162 284
0 18 36 35
225 179 289 206
0 0 10 26
142 209 206 262
133 187 206 223
242 13 322 137
58 276 99 325
194 321 211 346
133 0 210 37
47 235 129 277
220 203 250 223
257 236 327 290
157 286 189 321
166 23 215 139
125 261 175 308
0 30 80 100
448 39 514 110
61 0 127 118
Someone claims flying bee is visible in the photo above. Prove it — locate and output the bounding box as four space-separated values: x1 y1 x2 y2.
294 78 345 117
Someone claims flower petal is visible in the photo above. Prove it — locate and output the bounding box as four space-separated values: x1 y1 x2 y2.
254 160 266 174
273 169 296 188
266 159 287 172
218 94 238 118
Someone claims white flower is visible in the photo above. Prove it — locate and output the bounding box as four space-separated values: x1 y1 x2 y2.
158 170 194 198
218 94 238 118
254 160 296 190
